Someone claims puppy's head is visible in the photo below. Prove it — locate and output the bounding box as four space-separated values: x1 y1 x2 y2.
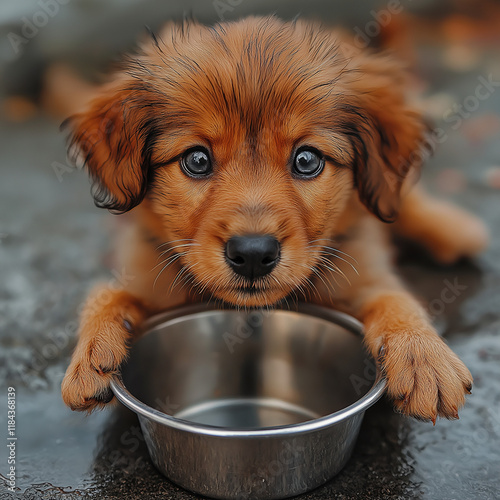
66 17 426 307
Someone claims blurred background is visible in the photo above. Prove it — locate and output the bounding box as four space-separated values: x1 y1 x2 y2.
0 1 499 499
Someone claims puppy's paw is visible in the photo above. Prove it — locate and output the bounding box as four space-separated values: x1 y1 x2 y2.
61 318 133 412
380 329 472 423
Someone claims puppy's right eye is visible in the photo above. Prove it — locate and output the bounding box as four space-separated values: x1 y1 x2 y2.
181 148 212 177
292 147 324 178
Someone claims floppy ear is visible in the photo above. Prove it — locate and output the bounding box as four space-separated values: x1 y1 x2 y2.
64 81 161 213
341 55 428 222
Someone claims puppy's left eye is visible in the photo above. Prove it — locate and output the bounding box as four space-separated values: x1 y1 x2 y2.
181 148 212 177
293 148 324 178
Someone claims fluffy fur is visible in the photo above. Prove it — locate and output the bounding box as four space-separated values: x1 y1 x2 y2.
61 17 488 423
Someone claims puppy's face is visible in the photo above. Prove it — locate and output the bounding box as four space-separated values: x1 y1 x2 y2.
68 17 426 307
149 100 354 307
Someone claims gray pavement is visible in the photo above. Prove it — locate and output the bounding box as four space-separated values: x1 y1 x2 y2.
1 1 499 499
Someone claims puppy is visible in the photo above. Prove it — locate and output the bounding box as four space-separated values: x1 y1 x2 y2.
61 16 489 423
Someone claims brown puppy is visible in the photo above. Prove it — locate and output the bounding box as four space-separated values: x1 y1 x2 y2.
61 16 489 423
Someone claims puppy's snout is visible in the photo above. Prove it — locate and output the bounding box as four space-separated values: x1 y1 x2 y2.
225 235 280 280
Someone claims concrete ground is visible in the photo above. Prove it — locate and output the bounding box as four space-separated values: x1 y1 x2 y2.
1 1 499 499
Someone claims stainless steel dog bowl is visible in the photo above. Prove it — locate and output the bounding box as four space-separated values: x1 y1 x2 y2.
111 304 386 500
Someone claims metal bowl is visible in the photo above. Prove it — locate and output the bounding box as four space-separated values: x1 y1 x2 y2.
111 303 386 500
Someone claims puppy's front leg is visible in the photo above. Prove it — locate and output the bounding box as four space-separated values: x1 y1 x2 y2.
320 220 473 423
359 288 472 422
61 285 147 412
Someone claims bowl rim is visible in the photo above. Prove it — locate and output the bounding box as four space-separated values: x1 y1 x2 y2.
110 303 387 438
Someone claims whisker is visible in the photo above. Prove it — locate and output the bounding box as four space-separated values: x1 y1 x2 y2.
307 244 359 266
308 246 359 276
170 265 191 292
318 258 351 286
307 276 322 301
153 252 186 288
325 253 359 276
158 242 200 255
294 267 321 301
152 250 189 272
156 238 196 250
178 272 197 294
308 239 359 263
311 267 335 300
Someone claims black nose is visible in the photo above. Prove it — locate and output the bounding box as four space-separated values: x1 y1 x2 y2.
225 235 280 280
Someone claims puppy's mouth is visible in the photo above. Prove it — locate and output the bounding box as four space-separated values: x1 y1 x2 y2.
234 283 273 296
215 278 291 307
235 285 261 296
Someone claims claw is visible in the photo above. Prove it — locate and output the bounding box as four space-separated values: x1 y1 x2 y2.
94 388 114 404
378 345 386 363
94 366 110 375
99 364 115 374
